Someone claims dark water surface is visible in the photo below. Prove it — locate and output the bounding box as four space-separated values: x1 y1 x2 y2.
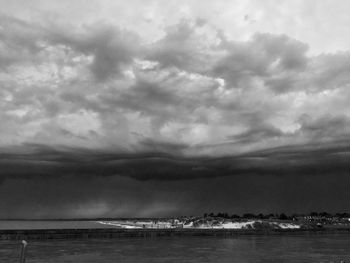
0 220 112 229
1 233 349 263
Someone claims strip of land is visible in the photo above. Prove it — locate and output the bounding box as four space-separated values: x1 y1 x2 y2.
1 214 349 239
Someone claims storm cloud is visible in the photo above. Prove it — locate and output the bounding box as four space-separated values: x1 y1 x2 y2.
1 142 350 218
1 0 350 217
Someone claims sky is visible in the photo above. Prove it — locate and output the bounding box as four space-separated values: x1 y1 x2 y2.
1 0 350 218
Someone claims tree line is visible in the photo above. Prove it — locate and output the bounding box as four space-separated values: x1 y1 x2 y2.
202 212 350 220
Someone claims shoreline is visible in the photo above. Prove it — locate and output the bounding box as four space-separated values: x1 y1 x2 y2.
1 228 350 240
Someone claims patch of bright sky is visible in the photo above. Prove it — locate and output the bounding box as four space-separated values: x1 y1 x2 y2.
2 0 350 54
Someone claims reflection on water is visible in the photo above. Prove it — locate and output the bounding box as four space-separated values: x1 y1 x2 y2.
1 234 349 263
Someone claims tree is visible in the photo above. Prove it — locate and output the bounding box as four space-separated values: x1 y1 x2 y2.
279 213 288 220
243 213 256 219
310 212 319 217
319 212 331 218
257 213 265 219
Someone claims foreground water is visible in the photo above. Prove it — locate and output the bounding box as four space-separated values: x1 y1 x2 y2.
1 233 349 263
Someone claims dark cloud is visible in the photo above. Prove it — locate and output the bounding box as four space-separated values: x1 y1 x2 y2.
254 33 309 71
3 142 350 182
0 15 46 68
0 15 140 81
212 33 308 90
108 79 183 116
146 20 212 73
1 142 350 218
49 22 140 81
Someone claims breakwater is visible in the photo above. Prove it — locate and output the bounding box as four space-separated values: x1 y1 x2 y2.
1 228 350 240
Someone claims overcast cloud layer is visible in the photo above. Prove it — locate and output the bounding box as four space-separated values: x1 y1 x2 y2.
1 0 350 218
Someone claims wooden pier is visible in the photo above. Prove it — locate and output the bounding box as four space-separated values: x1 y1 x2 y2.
1 228 350 240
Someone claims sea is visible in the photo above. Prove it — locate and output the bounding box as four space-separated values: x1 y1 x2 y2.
0 221 349 262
